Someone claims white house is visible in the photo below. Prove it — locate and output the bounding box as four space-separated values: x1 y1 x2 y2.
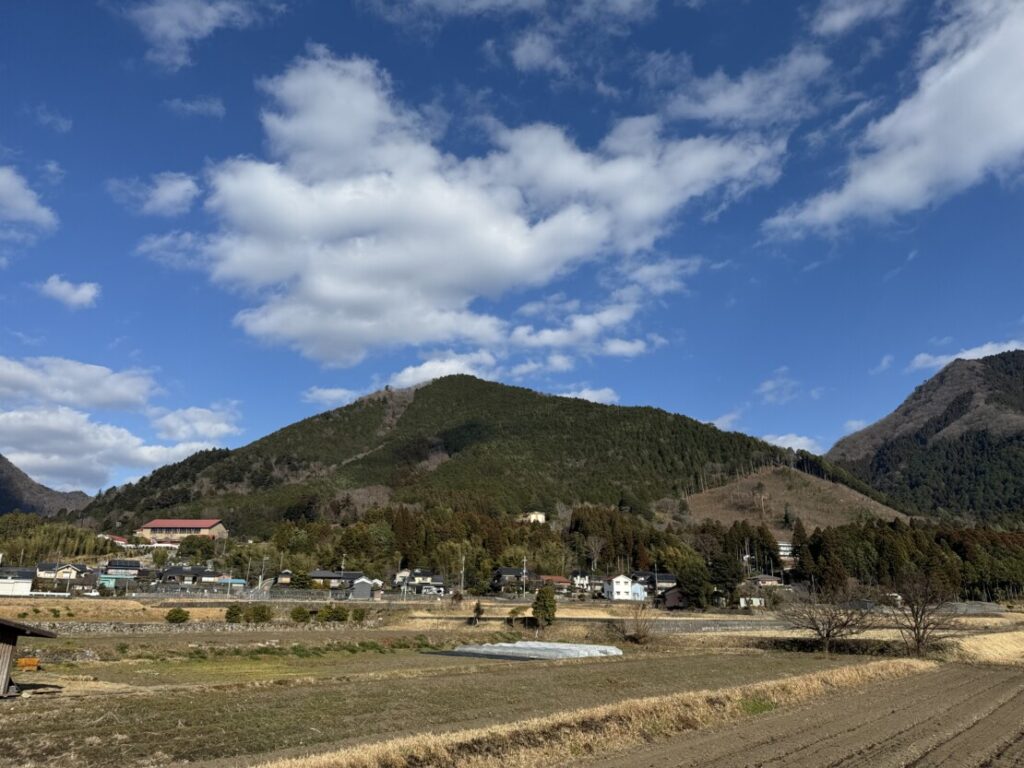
520 511 546 524
0 568 34 596
630 582 648 601
603 574 637 601
739 596 766 609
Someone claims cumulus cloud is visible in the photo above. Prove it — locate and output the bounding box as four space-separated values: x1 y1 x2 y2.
164 95 226 118
667 48 831 127
0 405 210 490
712 408 743 430
135 230 207 269
0 355 156 410
762 433 823 453
908 339 1024 371
389 350 498 388
127 0 275 71
0 166 58 237
150 403 241 441
602 338 647 357
768 1 1024 235
757 367 800 405
38 274 100 309
108 172 200 217
175 49 780 366
812 0 910 36
511 31 569 75
870 353 894 374
560 386 620 404
301 386 360 407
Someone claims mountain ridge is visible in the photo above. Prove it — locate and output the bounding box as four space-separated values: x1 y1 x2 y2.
828 350 1024 520
0 453 92 516
82 375 892 537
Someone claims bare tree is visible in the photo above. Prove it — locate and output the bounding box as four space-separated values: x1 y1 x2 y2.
779 587 876 656
614 600 658 645
585 535 606 572
890 572 959 657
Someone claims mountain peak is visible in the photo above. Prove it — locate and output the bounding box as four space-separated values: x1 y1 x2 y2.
0 453 92 516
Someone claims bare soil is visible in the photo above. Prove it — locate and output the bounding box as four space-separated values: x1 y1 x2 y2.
578 663 1024 768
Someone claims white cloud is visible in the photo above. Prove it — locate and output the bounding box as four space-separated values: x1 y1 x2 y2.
870 353 894 374
0 405 209 490
164 95 226 118
301 386 360 407
712 408 743 430
39 160 65 185
174 49 780 366
38 274 101 309
0 166 58 235
667 48 831 126
150 403 241 441
560 386 619 404
0 355 156 410
757 367 800 405
812 0 910 36
127 0 272 71
602 338 647 357
135 230 207 269
768 1 1024 235
547 352 574 371
908 339 1024 371
844 419 868 433
762 433 823 453
30 103 73 134
625 257 704 295
389 350 498 388
511 31 569 75
108 172 200 217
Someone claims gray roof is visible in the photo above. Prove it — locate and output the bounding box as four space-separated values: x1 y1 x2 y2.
0 617 57 638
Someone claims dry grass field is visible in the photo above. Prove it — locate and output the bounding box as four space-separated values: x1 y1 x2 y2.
3 597 1023 768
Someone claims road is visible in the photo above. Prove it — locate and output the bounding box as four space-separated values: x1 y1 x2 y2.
576 664 1024 767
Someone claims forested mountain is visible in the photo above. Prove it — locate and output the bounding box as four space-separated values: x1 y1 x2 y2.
83 375 882 538
0 453 91 516
828 351 1024 521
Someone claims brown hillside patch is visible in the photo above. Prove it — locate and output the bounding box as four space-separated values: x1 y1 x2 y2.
679 466 908 538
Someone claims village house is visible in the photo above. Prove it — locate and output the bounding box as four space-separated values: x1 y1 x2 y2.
136 518 229 543
97 533 131 548
347 576 381 600
0 568 34 597
98 559 144 589
538 575 571 594
35 563 91 581
160 565 227 586
491 566 534 592
602 574 637 601
630 570 678 595
519 511 547 524
739 596 766 609
309 570 365 589
569 570 594 592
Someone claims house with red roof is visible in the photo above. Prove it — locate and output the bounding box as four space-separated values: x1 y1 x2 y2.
136 518 229 543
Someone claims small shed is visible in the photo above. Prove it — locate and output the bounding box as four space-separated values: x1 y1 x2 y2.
1 617 57 697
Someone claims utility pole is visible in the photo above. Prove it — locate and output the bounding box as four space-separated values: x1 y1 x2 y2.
460 553 465 595
341 552 347 571
522 555 527 600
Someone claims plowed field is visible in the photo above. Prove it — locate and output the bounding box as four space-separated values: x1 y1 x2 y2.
581 664 1024 768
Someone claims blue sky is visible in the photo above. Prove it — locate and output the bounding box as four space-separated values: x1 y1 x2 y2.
1 0 1023 491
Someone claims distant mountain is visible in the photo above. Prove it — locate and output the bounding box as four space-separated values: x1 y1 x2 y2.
828 351 1024 521
85 375 882 537
0 453 92 516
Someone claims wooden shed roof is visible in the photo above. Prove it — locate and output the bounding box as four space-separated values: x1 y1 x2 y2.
0 617 58 638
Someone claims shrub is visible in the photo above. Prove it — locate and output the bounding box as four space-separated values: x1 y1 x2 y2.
165 608 190 624
224 604 243 623
351 607 367 624
290 606 311 623
243 603 274 624
317 604 349 622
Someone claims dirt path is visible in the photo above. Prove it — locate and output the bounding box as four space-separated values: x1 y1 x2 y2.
578 664 1024 768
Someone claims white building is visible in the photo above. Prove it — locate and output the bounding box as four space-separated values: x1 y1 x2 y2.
0 568 33 597
603 574 642 601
